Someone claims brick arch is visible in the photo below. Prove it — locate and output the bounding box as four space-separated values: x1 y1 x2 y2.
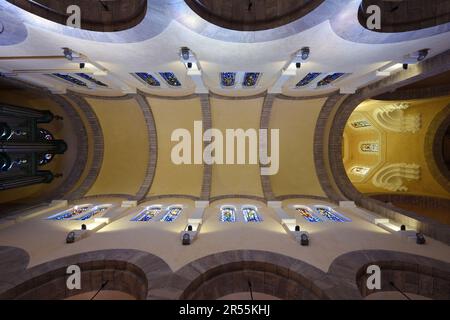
168 250 359 300
329 250 450 300
0 247 172 300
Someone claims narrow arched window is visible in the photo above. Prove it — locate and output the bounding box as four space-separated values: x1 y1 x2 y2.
220 206 236 222
294 206 321 222
160 206 183 222
47 204 92 220
76 204 112 221
313 206 351 222
131 206 162 222
242 206 262 222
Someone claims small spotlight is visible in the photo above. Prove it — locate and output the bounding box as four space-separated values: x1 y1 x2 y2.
182 233 191 245
300 233 309 246
417 49 429 62
66 231 75 243
79 63 85 69
301 47 310 60
400 225 406 231
63 47 73 61
187 62 193 69
181 47 190 61
295 225 300 232
403 63 408 70
416 233 426 245
295 62 301 69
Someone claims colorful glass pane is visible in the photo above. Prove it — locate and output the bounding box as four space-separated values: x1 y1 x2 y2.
131 206 162 222
76 205 110 221
242 207 262 222
161 207 182 222
242 72 260 87
76 73 108 87
316 73 345 87
351 120 371 128
135 72 161 86
295 73 321 87
220 207 236 222
295 207 321 222
351 166 370 175
360 143 379 152
220 72 236 87
314 206 350 222
159 72 181 87
47 205 91 220
52 73 87 87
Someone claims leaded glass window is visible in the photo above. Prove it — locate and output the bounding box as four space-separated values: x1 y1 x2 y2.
316 73 345 87
351 166 370 176
295 206 321 222
76 204 111 221
134 72 161 86
314 206 350 222
220 72 236 87
360 143 379 153
159 72 181 87
242 72 261 87
295 73 321 87
220 206 236 222
351 120 371 128
242 206 262 222
52 73 87 87
47 204 92 220
131 206 162 221
76 73 108 87
160 206 182 222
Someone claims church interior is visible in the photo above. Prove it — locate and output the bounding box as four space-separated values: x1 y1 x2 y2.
0 0 449 301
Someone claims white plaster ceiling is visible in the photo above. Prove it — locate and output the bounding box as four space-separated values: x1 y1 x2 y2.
1 1 450 97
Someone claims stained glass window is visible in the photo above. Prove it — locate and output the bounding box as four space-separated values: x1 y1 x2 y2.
52 73 87 87
351 166 370 176
220 72 236 87
360 143 379 153
159 72 181 87
314 206 350 222
135 72 161 86
316 73 345 87
76 204 111 221
351 120 371 128
76 73 108 87
220 206 236 222
242 72 261 87
295 207 322 222
160 206 182 222
242 206 262 222
131 206 162 222
295 73 321 87
47 204 92 220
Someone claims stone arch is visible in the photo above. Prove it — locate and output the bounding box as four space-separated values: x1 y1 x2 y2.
329 250 450 300
173 250 358 300
0 247 172 300
317 49 450 245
